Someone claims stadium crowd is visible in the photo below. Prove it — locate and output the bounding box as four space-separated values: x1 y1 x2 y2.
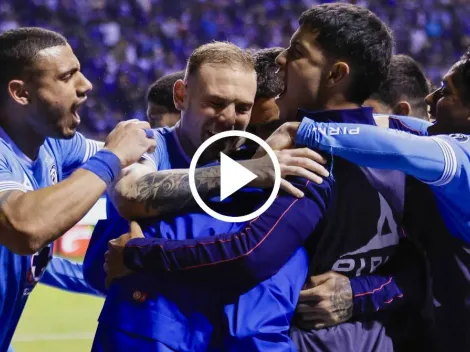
1 1 470 352
1 0 470 137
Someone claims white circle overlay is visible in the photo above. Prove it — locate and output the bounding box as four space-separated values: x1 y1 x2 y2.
189 130 281 223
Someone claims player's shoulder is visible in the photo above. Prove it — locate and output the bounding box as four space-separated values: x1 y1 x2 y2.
153 126 173 140
142 127 174 170
0 137 28 165
152 126 172 152
44 132 86 157
437 133 470 156
376 114 431 136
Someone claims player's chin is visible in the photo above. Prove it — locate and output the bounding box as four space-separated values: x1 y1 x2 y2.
275 97 294 122
59 124 78 139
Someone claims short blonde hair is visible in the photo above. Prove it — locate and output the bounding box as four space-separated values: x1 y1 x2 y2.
185 41 255 78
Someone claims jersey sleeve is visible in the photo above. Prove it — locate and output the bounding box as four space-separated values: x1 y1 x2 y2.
41 257 103 297
123 176 333 290
0 152 26 193
350 237 426 314
140 129 168 171
58 132 103 176
295 118 450 184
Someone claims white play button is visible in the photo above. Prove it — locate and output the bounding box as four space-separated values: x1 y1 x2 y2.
189 130 281 223
220 152 258 201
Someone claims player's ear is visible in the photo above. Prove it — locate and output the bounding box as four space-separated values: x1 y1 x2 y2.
173 79 186 112
326 62 350 87
7 80 30 106
392 101 411 116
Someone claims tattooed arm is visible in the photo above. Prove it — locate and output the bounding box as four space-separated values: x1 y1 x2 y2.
110 164 222 220
110 148 328 220
296 271 353 330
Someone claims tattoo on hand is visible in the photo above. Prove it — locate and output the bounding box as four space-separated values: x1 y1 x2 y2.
331 276 353 322
134 167 221 214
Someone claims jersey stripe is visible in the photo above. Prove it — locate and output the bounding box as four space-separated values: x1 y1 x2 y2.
0 181 26 193
424 137 457 186
81 140 103 164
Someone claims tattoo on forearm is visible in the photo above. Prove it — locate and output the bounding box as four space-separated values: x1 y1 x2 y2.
331 276 353 322
134 167 221 215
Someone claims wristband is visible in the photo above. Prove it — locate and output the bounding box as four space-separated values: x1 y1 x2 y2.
81 149 122 184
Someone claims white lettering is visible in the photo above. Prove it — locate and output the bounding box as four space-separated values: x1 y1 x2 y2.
329 127 340 135
349 127 360 135
356 257 366 276
370 256 383 272
332 259 355 272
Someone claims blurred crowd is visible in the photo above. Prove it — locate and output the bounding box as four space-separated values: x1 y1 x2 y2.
1 0 470 138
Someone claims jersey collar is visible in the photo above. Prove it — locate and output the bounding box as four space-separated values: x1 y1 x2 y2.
0 125 35 167
296 106 376 125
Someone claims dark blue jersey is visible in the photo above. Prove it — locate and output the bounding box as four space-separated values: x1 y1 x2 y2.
123 108 407 351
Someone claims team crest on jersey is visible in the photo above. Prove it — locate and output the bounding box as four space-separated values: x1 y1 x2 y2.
450 133 469 144
50 164 58 184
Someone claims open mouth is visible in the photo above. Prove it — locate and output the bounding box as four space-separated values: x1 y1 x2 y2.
71 97 88 124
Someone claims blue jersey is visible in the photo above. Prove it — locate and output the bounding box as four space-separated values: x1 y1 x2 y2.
296 117 470 350
89 127 308 351
0 127 99 350
83 127 190 295
41 257 103 297
295 119 470 242
120 108 409 351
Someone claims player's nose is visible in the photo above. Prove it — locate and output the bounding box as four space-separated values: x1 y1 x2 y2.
217 105 237 127
77 72 93 97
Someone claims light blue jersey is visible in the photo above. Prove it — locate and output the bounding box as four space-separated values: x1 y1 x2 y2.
296 117 470 242
0 127 100 350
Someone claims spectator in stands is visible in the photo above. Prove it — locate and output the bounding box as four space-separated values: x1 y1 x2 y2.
2 0 466 135
146 70 184 128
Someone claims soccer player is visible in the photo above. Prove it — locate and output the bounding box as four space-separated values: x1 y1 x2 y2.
248 47 285 140
146 71 185 128
0 27 154 350
294 53 434 348
267 49 470 351
87 41 325 351
106 4 415 351
365 54 431 120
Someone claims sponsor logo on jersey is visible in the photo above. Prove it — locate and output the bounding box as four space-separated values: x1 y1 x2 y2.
331 193 400 276
311 126 361 136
